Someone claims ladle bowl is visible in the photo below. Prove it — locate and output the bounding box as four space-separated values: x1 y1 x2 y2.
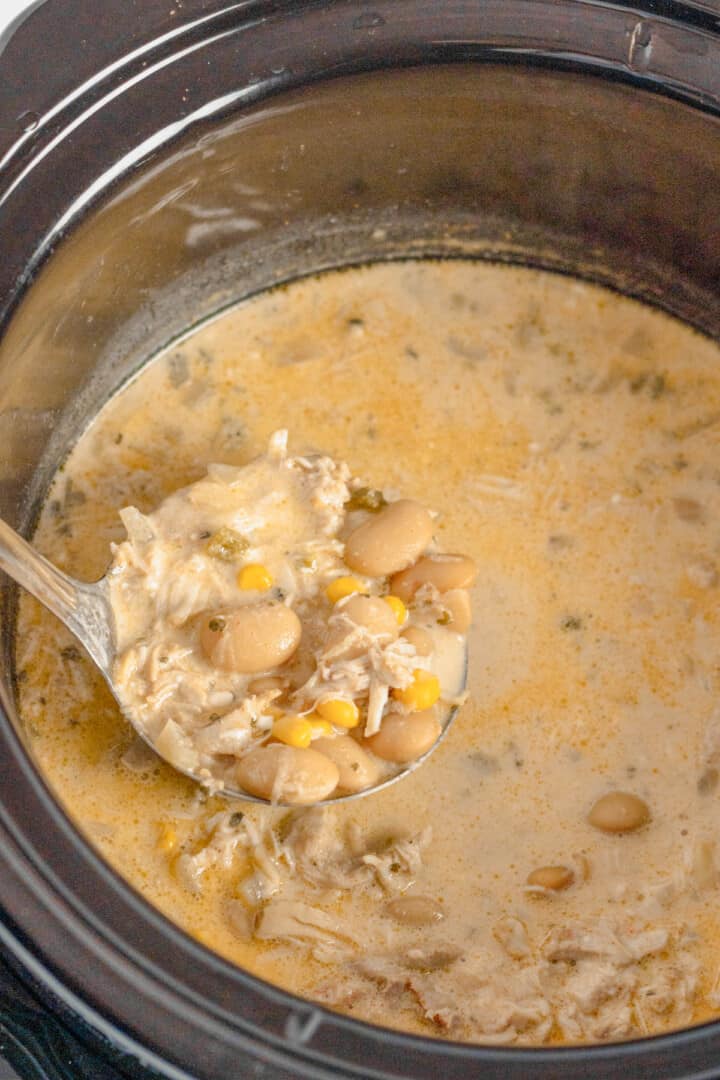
0 516 465 805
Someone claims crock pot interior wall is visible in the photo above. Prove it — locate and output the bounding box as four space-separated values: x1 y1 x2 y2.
3 63 720 541
3 54 720 1079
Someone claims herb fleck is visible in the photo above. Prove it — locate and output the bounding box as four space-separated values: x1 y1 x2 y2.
346 487 387 513
168 352 190 388
629 371 667 398
206 527 249 561
217 416 246 448
60 645 82 661
649 373 666 399
60 479 86 509
469 751 500 776
230 811 245 827
560 615 583 632
673 496 703 523
208 618 225 633
698 767 718 795
538 388 563 416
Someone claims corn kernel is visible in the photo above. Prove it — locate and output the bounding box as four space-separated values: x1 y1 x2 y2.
237 563 273 591
157 824 178 854
308 716 334 738
316 698 360 729
272 714 313 748
392 669 441 711
383 595 407 626
326 576 364 603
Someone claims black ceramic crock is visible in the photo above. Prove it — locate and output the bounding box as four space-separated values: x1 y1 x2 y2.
2 1 720 1077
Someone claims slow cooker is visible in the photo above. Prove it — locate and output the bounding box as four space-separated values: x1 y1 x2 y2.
2 0 720 1076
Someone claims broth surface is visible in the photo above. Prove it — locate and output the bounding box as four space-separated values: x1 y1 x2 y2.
17 260 720 1045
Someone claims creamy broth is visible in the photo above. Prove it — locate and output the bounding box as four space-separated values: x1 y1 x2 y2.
16 260 720 1045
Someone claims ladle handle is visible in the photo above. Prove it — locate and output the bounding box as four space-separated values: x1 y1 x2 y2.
0 518 114 674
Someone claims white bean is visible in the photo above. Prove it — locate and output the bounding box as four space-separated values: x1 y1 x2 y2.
328 595 399 660
526 865 574 891
344 500 433 577
200 603 302 674
442 588 472 632
312 735 383 793
588 791 650 833
247 675 288 694
236 744 339 804
401 625 434 656
343 594 398 638
385 896 445 925
364 709 441 763
390 554 478 602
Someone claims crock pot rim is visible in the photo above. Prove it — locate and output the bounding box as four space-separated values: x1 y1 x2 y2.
3 1 720 1077
2 0 720 333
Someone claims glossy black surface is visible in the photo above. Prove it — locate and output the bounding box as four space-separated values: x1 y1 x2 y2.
0 948 153 1079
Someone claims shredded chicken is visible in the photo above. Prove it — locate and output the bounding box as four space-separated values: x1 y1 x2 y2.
318 916 700 1046
493 917 531 960
107 432 466 793
176 810 280 898
291 604 421 729
276 809 432 894
287 453 352 536
176 806 433 963
256 899 358 962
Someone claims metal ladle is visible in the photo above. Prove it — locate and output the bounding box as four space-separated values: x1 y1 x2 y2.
0 517 465 805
